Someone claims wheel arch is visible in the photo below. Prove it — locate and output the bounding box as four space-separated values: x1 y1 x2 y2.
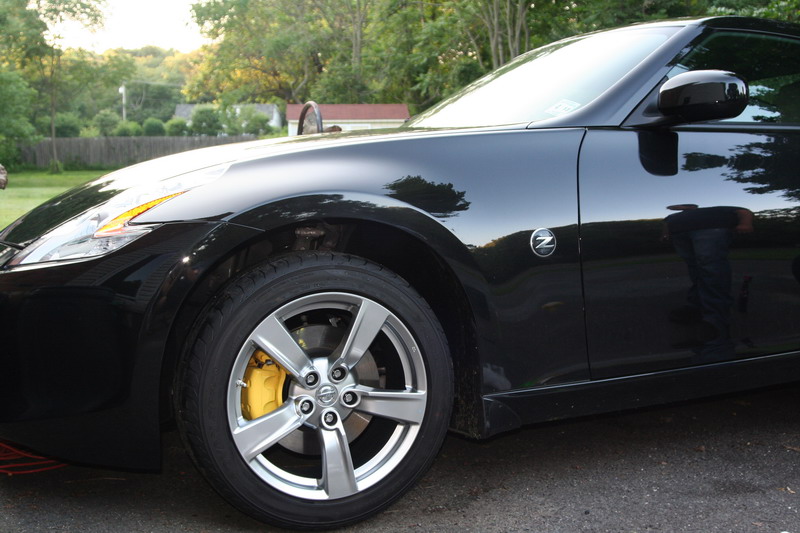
160 196 489 437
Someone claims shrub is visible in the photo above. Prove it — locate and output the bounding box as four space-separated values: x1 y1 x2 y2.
143 117 166 136
54 112 83 138
220 107 243 136
80 125 100 138
220 106 273 136
112 120 143 137
239 107 273 136
190 105 222 136
165 117 188 136
93 109 121 136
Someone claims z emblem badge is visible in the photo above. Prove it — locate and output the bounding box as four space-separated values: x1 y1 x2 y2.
530 228 556 258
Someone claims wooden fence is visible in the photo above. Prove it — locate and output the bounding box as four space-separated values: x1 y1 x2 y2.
20 135 258 168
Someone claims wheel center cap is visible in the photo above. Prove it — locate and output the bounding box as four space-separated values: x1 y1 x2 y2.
316 384 338 406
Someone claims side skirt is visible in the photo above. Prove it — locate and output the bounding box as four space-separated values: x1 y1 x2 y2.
481 350 800 438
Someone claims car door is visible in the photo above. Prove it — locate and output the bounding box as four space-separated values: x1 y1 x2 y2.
579 27 800 379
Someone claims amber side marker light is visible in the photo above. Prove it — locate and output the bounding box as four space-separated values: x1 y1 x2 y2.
95 191 186 237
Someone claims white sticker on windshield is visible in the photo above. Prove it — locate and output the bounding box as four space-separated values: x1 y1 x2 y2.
545 99 581 116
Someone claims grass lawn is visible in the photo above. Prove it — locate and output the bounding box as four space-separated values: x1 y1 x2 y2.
0 169 110 230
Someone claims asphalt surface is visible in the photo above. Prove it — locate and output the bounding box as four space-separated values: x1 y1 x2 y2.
2 383 799 533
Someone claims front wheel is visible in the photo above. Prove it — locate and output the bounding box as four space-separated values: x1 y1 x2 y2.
176 253 453 529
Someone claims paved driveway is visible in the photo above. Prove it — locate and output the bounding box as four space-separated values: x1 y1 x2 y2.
2 383 799 532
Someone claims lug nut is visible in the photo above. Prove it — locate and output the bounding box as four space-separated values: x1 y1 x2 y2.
342 391 358 407
323 411 338 426
331 366 347 381
305 372 319 387
299 399 314 415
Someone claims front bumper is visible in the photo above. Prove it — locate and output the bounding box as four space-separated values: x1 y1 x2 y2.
0 221 261 468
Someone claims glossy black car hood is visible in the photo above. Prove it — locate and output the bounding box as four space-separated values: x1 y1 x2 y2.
0 130 433 245
0 141 260 245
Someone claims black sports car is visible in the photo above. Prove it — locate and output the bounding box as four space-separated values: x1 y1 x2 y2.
1 16 799 530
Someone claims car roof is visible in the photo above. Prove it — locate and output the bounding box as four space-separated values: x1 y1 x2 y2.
598 16 799 39
699 16 800 37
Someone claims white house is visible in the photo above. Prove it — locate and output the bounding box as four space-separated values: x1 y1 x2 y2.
174 104 283 129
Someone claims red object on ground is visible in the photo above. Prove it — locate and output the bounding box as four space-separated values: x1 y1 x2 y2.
0 441 66 475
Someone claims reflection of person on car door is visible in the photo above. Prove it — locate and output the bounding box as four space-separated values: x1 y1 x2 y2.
664 204 754 361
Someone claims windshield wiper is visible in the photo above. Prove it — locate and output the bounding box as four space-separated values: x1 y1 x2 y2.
0 240 24 250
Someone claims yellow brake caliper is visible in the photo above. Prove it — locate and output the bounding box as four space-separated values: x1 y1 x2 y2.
241 350 287 420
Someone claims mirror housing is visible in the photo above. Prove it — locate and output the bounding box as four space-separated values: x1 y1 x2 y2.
658 70 748 124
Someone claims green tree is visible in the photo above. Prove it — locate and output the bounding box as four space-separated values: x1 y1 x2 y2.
26 49 134 134
1 0 105 171
765 0 800 21
310 0 374 98
112 46 189 123
566 0 724 32
367 1 487 110
769 0 799 21
38 0 104 165
189 0 328 103
0 69 37 166
708 0 798 21
452 0 532 70
310 63 371 103
0 0 49 67
66 50 135 121
184 0 797 117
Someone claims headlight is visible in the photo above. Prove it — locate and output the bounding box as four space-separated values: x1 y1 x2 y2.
8 163 230 267
8 192 181 266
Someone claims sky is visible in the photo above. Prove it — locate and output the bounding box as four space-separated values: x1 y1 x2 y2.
55 0 210 53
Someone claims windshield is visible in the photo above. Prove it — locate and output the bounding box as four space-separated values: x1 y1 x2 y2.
407 26 679 129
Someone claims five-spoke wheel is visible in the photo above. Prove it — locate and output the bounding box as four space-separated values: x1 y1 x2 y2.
177 253 452 529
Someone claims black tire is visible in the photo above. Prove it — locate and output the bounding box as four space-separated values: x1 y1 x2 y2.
176 253 453 529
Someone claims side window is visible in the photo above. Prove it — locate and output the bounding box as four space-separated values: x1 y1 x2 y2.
668 31 800 123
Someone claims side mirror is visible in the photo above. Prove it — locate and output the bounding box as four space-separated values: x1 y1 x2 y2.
658 70 748 124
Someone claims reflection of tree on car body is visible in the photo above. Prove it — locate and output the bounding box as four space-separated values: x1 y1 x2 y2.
664 204 754 361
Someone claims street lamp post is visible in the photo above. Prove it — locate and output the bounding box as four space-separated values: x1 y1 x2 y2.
119 85 127 121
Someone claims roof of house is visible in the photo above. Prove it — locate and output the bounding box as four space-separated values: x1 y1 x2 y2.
286 104 410 121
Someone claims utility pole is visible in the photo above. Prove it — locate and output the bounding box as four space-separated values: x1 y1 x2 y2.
119 84 127 121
